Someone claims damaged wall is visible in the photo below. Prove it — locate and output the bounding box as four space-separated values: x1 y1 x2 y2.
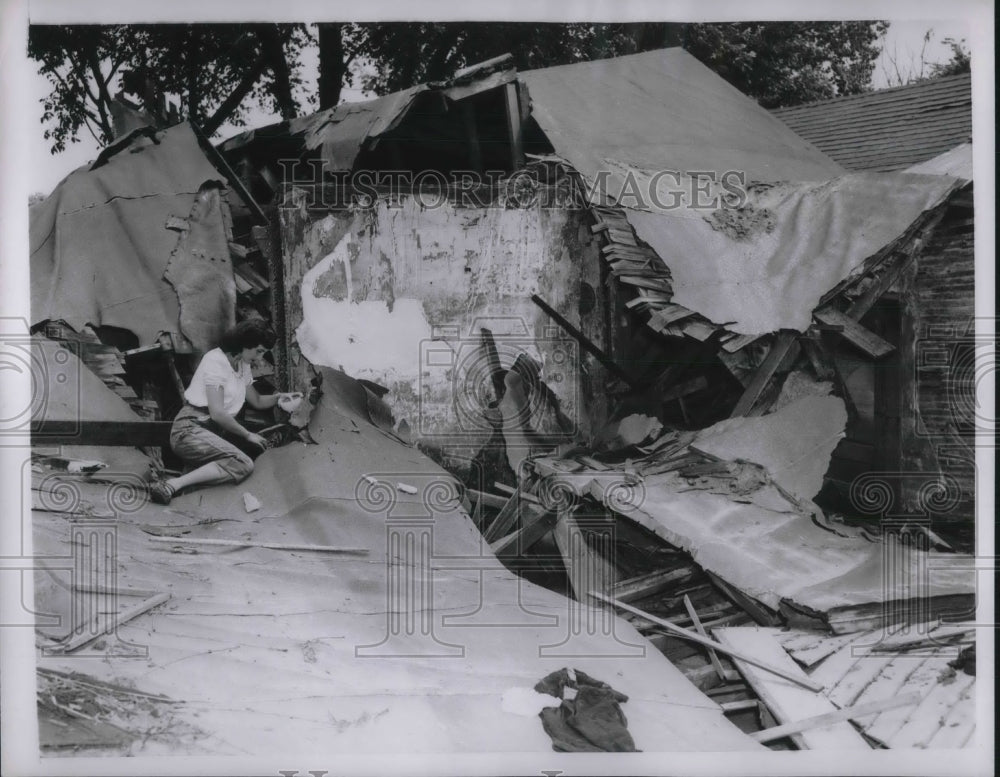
279 191 606 469
897 194 976 525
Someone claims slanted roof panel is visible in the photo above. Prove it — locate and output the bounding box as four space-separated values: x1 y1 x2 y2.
520 48 844 183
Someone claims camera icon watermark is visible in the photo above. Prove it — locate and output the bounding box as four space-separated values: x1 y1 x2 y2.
0 318 82 445
914 317 996 442
417 317 579 443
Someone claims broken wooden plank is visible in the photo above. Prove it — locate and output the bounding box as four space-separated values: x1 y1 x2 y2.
681 320 718 342
713 627 870 749
56 593 171 653
799 333 836 381
530 294 636 387
481 486 524 543
618 276 673 294
490 506 556 557
148 536 369 554
554 509 617 601
729 331 797 417
648 303 696 330
611 566 694 603
706 572 783 627
592 595 823 692
684 594 734 683
750 692 920 744
466 488 508 510
720 333 761 353
813 308 895 359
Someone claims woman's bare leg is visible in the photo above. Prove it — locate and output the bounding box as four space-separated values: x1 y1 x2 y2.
166 461 230 492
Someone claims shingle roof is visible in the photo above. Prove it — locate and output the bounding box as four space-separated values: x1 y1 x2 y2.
771 74 971 172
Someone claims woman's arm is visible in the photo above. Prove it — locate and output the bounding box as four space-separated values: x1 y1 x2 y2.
245 384 280 410
206 386 266 447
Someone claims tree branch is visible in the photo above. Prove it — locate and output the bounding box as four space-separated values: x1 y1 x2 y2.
202 49 270 136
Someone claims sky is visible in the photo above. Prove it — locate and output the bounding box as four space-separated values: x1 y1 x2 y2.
28 19 971 195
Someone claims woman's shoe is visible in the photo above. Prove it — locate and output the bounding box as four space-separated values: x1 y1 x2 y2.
148 481 176 505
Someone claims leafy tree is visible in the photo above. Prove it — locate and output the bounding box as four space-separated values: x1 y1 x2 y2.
29 23 311 153
347 22 888 109
929 37 971 77
31 21 888 154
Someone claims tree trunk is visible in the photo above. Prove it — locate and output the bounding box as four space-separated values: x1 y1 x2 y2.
317 23 345 109
259 25 297 120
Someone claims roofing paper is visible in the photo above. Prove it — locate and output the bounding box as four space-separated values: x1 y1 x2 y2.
622 172 962 334
221 86 426 171
32 366 761 754
905 142 973 181
30 122 237 346
520 48 844 184
693 394 847 501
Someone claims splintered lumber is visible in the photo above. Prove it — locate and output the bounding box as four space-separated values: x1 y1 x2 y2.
684 594 733 682
57 593 171 653
530 294 635 386
490 507 556 557
730 331 798 417
466 488 508 510
592 594 823 693
750 692 921 744
713 627 870 750
149 536 369 554
482 486 524 542
611 567 694 603
554 510 617 601
813 308 895 358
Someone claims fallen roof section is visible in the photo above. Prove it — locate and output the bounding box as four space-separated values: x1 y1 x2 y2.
520 47 844 184
620 171 962 334
30 122 241 348
220 85 427 172
33 366 761 755
534 395 974 634
771 74 972 172
905 142 973 181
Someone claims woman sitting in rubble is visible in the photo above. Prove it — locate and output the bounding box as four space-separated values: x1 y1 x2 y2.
148 321 293 505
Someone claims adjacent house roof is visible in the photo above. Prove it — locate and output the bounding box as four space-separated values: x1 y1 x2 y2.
771 74 972 172
521 47 844 183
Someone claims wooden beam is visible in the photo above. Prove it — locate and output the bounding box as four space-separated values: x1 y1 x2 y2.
845 253 916 321
611 566 693 603
466 488 508 510
32 420 173 447
799 333 835 381
481 486 524 543
684 594 734 683
813 309 895 359
491 506 556 557
530 294 636 387
592 594 824 692
57 593 171 653
554 509 618 601
149 536 369 554
503 82 524 170
750 692 922 744
714 627 870 750
730 331 798 417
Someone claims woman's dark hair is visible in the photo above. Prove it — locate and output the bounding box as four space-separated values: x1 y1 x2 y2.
218 320 276 355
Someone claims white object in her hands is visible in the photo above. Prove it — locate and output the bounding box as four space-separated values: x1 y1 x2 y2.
277 392 304 414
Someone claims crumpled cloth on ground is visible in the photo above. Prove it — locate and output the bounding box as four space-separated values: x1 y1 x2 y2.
533 667 638 752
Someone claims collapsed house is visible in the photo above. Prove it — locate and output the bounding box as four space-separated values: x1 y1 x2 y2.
26 48 979 755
